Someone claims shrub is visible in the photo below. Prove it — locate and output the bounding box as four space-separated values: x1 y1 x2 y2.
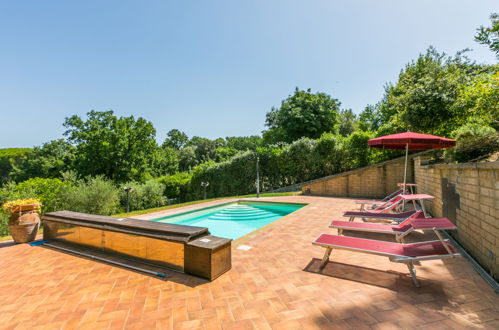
445 124 498 162
60 176 120 215
0 213 8 236
344 131 377 168
15 178 71 213
0 148 32 185
120 180 166 211
281 138 316 184
451 123 496 140
156 172 192 201
452 132 499 163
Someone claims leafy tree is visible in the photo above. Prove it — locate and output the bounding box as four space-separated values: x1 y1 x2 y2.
338 109 357 136
371 47 490 135
453 71 499 130
64 110 158 182
162 129 189 150
10 140 74 182
475 13 499 59
214 147 239 162
225 136 262 151
262 127 287 145
357 105 383 132
190 137 217 163
0 148 32 184
264 88 341 143
150 147 179 177
178 146 198 171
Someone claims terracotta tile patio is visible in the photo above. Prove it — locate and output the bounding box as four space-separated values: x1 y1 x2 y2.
0 196 497 329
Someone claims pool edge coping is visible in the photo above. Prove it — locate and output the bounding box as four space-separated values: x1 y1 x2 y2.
131 197 311 244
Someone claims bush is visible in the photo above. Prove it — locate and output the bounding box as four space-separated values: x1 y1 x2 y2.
0 148 32 185
281 138 316 184
445 124 498 162
0 213 8 236
60 176 120 215
15 178 71 213
451 123 496 140
120 180 166 211
311 133 346 177
156 172 192 201
452 132 499 163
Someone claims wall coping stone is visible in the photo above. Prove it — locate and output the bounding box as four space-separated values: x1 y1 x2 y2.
302 151 430 187
418 161 499 170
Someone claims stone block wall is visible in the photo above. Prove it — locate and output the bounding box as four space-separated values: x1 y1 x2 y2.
414 157 498 280
301 154 418 198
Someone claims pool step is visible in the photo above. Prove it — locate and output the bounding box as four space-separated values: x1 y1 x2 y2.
207 205 281 221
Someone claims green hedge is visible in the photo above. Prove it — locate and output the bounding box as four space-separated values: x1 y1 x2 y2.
182 132 390 200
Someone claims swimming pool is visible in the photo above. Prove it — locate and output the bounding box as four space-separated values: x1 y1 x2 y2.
151 201 305 240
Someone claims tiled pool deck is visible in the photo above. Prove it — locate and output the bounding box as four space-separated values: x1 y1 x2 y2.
0 196 497 329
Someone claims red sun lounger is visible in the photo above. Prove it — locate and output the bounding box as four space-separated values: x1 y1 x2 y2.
343 209 419 223
331 211 457 242
355 188 404 211
355 184 418 211
354 195 406 214
312 234 460 287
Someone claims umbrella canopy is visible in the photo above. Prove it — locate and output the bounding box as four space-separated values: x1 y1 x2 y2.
368 131 456 150
368 132 456 192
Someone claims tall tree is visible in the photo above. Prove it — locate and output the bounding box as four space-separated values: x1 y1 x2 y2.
10 140 74 182
372 47 490 135
475 13 499 59
338 109 357 136
162 129 189 150
357 105 383 132
263 88 341 143
64 110 158 182
178 146 198 171
225 136 262 151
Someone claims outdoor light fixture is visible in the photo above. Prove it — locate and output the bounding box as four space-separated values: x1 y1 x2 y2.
256 156 260 198
123 187 133 213
200 182 209 200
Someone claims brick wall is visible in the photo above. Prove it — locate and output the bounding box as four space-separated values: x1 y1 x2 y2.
301 154 419 198
415 157 498 280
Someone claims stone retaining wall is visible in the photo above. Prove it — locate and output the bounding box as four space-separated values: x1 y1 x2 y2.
301 153 421 198
414 157 498 280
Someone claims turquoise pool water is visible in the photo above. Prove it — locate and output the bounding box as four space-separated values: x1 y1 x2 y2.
152 201 305 240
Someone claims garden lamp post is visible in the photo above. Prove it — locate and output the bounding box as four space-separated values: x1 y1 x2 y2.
123 187 133 213
256 156 260 198
201 182 209 200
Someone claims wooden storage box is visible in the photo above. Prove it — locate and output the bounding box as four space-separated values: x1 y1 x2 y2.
185 236 232 280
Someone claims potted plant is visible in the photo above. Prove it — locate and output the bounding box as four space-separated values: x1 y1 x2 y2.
2 198 42 243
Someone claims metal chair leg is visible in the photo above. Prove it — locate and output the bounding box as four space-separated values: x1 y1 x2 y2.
406 262 420 287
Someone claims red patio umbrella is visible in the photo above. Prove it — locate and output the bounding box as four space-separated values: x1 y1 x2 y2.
368 132 456 190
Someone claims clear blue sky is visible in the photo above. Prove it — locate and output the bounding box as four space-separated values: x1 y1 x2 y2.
0 0 497 148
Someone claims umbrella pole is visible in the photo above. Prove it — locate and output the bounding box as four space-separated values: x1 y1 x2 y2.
403 143 408 194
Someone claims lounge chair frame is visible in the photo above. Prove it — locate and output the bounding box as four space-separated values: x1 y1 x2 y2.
356 184 417 211
332 212 457 243
343 210 419 223
313 235 459 287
